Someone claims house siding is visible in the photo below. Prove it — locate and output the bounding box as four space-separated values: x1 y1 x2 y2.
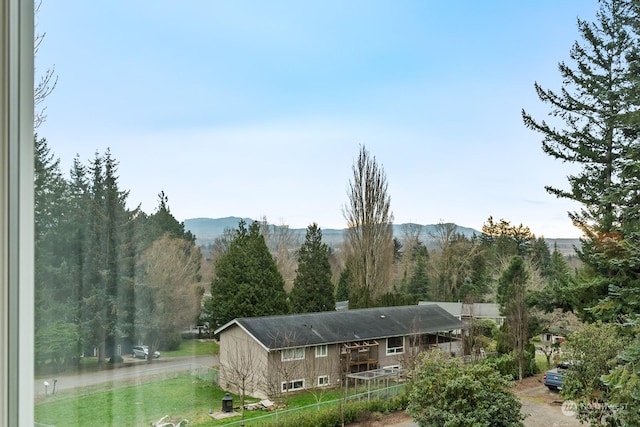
264 343 342 397
218 325 269 399
215 305 464 399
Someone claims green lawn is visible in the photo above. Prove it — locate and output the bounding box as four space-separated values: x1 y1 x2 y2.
34 374 349 427
35 374 227 427
162 339 219 357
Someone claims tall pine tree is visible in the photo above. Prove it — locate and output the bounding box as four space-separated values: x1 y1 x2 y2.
80 150 134 364
523 0 640 320
522 0 636 233
290 223 335 313
335 266 352 302
205 220 289 329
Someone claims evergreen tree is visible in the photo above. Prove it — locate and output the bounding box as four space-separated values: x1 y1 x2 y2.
290 223 335 313
528 245 574 313
405 243 430 303
464 240 491 301
335 266 352 302
529 237 552 277
522 0 636 233
481 216 533 260
34 136 78 363
205 220 289 330
139 191 196 248
66 156 90 350
523 0 640 319
79 150 133 364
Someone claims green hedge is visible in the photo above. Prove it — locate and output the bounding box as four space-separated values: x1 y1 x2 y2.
255 396 408 427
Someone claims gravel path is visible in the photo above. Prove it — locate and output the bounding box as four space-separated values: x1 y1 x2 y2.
519 385 581 427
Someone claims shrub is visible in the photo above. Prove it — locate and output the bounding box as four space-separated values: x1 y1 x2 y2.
160 332 182 351
108 354 123 364
181 331 198 340
408 350 524 426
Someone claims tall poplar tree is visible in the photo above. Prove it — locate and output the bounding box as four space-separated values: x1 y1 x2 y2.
290 223 335 313
497 256 530 381
343 145 394 307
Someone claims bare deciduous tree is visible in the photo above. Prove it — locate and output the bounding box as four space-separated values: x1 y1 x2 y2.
259 217 299 292
135 235 202 361
34 0 58 128
302 345 337 408
221 338 263 425
343 145 394 307
428 222 482 301
394 223 424 289
498 256 530 381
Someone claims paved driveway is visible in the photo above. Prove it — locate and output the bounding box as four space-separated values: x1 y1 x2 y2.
34 354 218 398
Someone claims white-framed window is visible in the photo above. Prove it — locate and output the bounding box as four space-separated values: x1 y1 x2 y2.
386 336 404 355
315 344 327 358
281 379 304 392
317 375 329 387
2 2 36 425
281 347 305 362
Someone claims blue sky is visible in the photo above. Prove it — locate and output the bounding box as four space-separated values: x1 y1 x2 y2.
36 1 599 238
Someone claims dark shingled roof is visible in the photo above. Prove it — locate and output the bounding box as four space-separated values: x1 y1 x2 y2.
215 304 463 350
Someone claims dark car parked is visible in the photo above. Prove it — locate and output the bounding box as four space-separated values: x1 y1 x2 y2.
544 361 574 391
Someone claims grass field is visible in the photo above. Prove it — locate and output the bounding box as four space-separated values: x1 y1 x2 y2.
35 374 225 426
162 339 219 357
34 373 348 427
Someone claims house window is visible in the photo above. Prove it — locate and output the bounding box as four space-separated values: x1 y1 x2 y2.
281 347 305 362
317 375 329 386
281 379 304 392
315 344 327 358
386 336 404 355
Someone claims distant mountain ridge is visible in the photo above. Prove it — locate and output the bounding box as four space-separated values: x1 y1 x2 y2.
183 217 580 255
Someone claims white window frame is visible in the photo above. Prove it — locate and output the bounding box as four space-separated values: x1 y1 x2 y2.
1 1 35 425
281 347 305 362
281 379 304 392
386 336 404 355
317 375 329 387
315 344 327 358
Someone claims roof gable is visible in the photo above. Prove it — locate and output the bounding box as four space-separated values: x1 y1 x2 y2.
216 304 463 350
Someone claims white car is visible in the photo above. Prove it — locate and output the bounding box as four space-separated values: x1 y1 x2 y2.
132 345 160 359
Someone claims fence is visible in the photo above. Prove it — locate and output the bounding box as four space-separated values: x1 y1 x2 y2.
216 383 406 427
190 364 219 385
